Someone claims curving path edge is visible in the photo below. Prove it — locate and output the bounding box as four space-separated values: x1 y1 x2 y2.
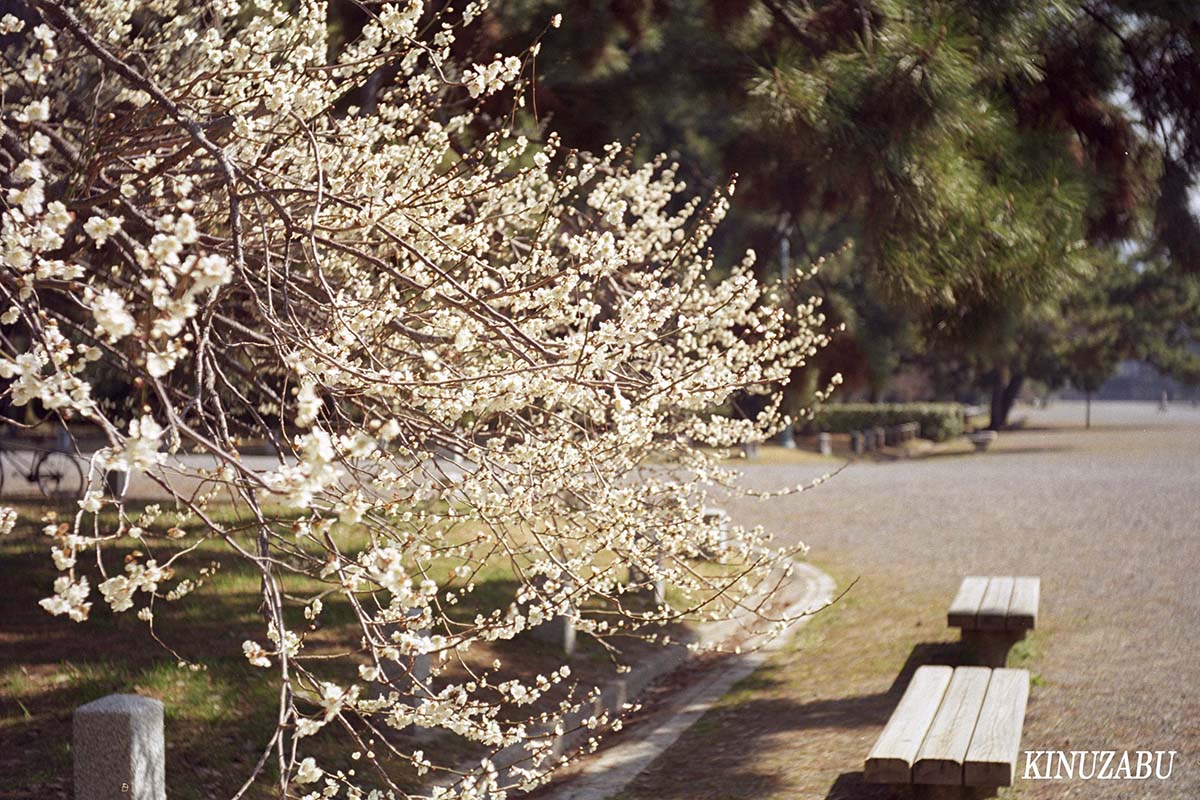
539 561 836 800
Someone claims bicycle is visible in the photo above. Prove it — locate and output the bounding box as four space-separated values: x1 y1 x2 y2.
0 432 86 501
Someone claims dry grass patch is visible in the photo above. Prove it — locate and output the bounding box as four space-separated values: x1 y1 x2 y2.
612 556 1041 800
0 502 701 799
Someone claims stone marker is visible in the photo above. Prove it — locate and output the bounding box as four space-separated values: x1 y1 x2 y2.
967 430 998 452
74 694 165 800
530 575 577 656
699 507 730 558
104 469 130 499
874 426 888 448
626 528 667 608
531 611 577 656
817 432 832 456
595 678 628 721
850 430 864 455
863 428 875 451
375 608 431 699
628 561 666 608
649 572 666 607
776 424 797 449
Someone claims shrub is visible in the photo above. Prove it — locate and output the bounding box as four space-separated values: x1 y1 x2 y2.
811 403 965 441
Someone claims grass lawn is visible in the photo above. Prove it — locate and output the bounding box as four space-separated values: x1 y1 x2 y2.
0 502 693 799
610 554 1043 800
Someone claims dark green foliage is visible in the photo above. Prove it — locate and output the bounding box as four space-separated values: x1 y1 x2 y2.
476 0 1200 415
811 402 965 441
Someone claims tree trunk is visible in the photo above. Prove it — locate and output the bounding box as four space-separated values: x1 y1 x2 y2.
1085 390 1092 429
989 368 1025 430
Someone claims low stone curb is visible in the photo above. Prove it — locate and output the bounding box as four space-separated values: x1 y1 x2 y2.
533 561 835 800
429 555 835 796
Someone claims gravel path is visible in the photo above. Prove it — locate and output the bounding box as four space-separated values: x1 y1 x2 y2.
718 400 1200 798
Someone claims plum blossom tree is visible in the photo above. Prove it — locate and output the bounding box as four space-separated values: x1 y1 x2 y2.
0 1 835 796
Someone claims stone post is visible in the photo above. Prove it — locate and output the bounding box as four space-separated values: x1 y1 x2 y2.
874 426 888 448
776 424 797 449
850 430 864 455
817 432 832 456
372 608 431 701
529 575 577 656
74 694 165 800
370 609 433 738
104 469 130 500
628 559 666 608
530 611 577 656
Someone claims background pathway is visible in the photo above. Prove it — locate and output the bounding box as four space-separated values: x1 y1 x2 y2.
618 401 1199 799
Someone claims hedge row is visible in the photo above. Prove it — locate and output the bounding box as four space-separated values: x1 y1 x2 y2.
810 403 965 442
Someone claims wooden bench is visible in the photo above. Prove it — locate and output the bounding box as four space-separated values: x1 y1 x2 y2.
866 665 1030 799
948 576 1039 667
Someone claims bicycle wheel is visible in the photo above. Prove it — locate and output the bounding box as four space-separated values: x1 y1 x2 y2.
35 452 86 501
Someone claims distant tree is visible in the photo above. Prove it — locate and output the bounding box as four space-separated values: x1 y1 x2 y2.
1053 260 1134 428
482 0 1200 423
1017 253 1200 427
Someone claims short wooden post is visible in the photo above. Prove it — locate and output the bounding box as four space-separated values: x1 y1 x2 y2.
74 694 165 800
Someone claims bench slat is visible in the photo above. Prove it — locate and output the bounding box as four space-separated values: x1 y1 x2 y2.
1006 577 1039 631
965 668 1029 786
947 577 989 629
975 577 1015 631
865 665 954 783
913 667 991 785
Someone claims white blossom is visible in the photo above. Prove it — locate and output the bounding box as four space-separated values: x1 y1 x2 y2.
90 289 136 342
6 3 834 796
0 507 16 536
295 379 321 427
294 757 322 784
243 640 272 668
39 576 91 622
101 415 166 473
83 215 123 246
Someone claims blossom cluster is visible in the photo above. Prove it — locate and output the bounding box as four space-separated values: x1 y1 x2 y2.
1 1 833 797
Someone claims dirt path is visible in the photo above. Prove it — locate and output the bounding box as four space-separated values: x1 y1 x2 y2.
618 401 1200 799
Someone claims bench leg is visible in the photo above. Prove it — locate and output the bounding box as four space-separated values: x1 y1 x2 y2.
961 629 1025 668
912 785 998 800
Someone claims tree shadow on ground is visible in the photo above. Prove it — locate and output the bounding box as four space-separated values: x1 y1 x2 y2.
615 641 965 800
824 771 898 800
913 444 1076 461
2 518 689 800
1013 420 1182 434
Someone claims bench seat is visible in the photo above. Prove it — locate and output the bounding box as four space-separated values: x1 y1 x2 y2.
866 666 1029 799
948 576 1039 666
